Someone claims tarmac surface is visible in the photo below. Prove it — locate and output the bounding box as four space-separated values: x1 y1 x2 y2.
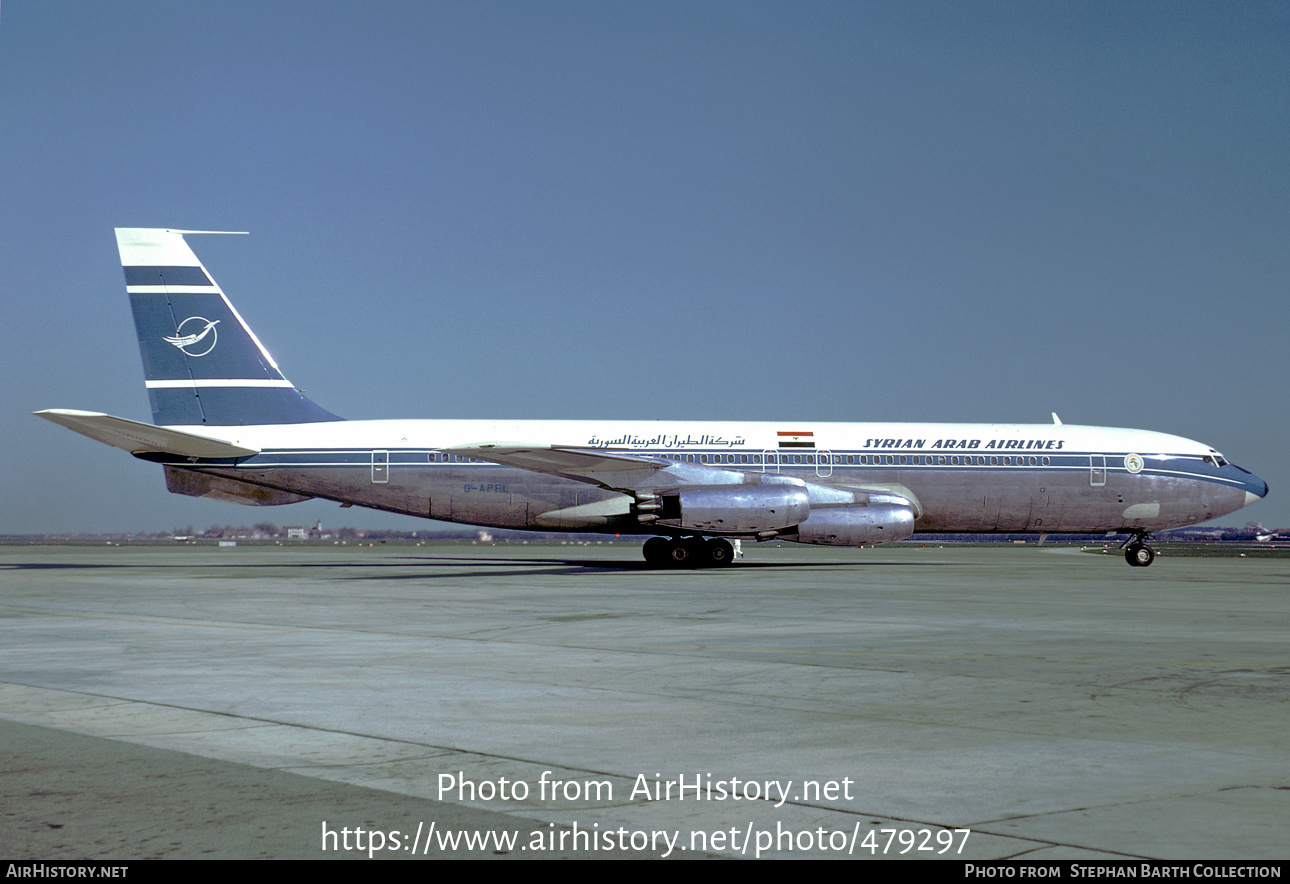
1 541 1286 860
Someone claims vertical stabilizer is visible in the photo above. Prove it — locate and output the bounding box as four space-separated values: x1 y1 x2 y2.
117 228 341 426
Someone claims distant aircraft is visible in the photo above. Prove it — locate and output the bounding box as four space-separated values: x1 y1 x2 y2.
36 229 1268 567
1248 523 1276 543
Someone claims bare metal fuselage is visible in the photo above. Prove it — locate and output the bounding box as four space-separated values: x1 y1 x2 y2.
151 418 1263 538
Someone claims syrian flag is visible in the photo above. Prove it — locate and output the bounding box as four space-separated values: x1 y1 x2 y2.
777 430 815 448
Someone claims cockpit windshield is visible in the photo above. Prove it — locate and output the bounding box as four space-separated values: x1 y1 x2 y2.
1203 452 1229 468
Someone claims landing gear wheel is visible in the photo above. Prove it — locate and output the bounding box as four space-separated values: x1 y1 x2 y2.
667 539 698 567
1125 542 1155 567
705 538 735 567
642 537 670 566
643 537 737 568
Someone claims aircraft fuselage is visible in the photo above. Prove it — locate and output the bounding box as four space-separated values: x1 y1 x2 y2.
145 418 1264 537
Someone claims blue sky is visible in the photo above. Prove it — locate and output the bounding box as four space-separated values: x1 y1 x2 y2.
3 1 1286 533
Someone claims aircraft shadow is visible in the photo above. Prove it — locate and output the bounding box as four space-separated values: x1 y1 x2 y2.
3 555 954 580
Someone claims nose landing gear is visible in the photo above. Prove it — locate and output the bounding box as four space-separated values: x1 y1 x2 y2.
1121 532 1156 567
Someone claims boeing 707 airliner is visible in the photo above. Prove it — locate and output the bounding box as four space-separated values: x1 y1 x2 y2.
36 229 1268 567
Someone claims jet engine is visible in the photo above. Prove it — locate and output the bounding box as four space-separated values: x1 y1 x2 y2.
790 503 916 546
657 485 811 534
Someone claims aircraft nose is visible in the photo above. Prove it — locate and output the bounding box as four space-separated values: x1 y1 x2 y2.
1240 469 1268 506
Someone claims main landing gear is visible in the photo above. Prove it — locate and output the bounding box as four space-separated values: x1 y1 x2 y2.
642 536 738 568
1121 532 1156 567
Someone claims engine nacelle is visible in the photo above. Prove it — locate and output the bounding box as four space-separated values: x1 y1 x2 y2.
659 485 810 534
791 503 916 546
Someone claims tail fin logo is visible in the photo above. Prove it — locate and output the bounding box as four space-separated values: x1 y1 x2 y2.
163 317 221 357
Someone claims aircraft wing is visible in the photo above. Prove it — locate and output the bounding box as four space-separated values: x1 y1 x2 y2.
444 443 673 491
448 442 924 516
34 409 260 459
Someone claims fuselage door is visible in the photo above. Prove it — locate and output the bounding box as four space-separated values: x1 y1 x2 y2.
372 450 390 484
761 449 779 474
1089 455 1106 487
816 449 833 478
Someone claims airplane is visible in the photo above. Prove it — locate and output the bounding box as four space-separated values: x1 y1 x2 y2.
36 228 1268 568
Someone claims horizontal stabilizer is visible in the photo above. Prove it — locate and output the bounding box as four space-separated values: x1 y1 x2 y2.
33 409 259 459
